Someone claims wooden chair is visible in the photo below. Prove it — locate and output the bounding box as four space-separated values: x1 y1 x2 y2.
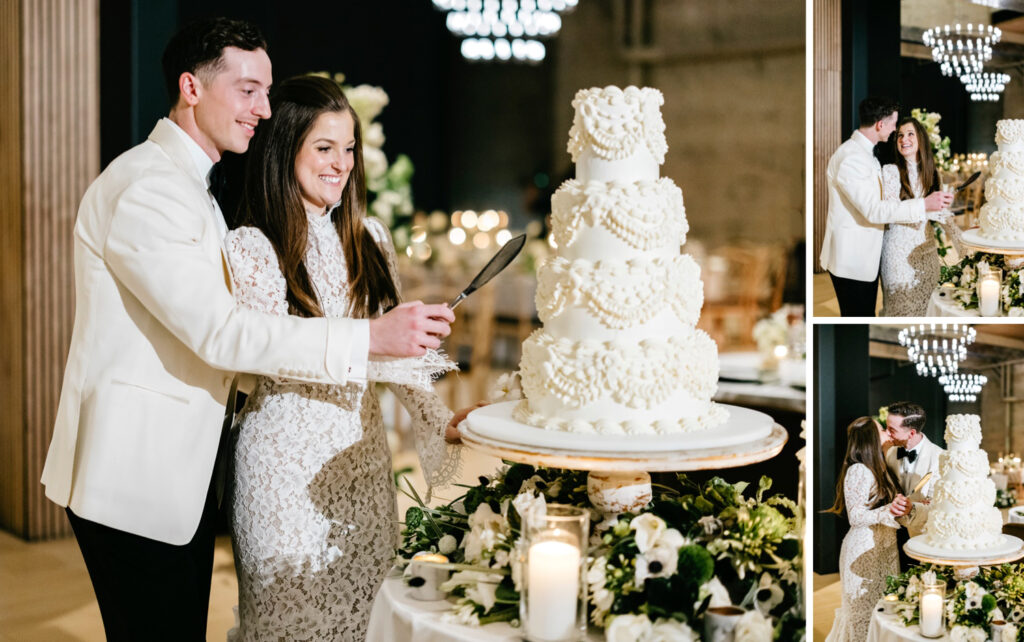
699 243 789 350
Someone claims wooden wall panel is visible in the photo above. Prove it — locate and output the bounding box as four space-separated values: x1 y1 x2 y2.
0 0 99 540
813 0 842 273
0 0 26 537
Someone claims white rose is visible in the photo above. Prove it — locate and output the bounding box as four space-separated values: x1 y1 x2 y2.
1003 623 1019 642
605 614 654 642
438 534 457 555
363 122 385 148
950 626 969 642
516 491 548 532
699 577 733 609
649 618 698 642
733 609 773 642
630 514 668 553
968 627 987 642
1010 307 1024 317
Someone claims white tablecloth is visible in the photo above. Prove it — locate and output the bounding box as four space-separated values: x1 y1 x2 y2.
366 573 603 642
868 606 949 641
925 288 978 317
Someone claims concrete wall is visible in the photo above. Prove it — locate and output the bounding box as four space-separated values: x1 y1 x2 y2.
552 0 805 246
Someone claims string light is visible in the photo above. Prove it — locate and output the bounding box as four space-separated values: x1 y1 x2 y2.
433 0 579 63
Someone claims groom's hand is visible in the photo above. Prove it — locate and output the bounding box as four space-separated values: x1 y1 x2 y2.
369 301 455 357
924 191 954 212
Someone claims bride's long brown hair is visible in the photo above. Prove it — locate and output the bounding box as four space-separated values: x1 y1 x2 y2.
893 117 939 201
240 75 398 318
826 417 900 515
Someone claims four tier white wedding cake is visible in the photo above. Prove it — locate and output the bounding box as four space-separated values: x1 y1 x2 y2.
923 414 1003 551
979 119 1024 241
513 86 727 435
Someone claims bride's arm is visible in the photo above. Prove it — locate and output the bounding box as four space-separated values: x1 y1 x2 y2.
845 463 900 528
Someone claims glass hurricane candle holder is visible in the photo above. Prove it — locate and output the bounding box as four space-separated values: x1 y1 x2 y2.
520 504 589 642
977 265 1002 317
919 581 946 638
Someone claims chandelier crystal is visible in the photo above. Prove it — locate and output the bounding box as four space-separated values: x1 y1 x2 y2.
960 71 1011 102
922 23 1001 77
897 323 976 377
433 0 579 63
938 372 988 402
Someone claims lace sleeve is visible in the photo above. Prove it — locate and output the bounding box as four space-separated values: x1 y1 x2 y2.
387 383 460 499
225 226 288 316
845 463 899 529
882 164 901 202
362 217 458 385
364 216 460 497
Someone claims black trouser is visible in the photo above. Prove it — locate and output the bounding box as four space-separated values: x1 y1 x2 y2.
829 272 879 317
896 524 913 572
67 479 219 642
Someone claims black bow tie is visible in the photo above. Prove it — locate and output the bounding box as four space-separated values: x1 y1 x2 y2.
897 447 918 463
208 162 226 207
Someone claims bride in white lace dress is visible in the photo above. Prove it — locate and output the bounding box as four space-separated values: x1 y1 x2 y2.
825 417 905 642
225 75 468 641
880 117 962 316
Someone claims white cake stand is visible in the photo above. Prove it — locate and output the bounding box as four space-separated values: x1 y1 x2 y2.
462 401 788 527
904 534 1024 580
961 227 1024 260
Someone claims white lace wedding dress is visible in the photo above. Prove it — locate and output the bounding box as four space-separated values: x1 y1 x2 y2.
225 213 458 641
825 463 900 642
880 162 963 316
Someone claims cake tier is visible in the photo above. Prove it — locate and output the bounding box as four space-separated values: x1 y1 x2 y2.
932 476 996 509
567 86 667 171
979 204 1024 241
989 151 1024 178
996 119 1024 153
517 327 722 434
985 176 1024 206
938 449 990 480
550 178 686 260
536 254 703 337
944 414 982 451
924 507 1004 551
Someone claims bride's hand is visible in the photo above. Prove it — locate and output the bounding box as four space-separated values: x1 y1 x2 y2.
890 494 910 517
445 401 489 444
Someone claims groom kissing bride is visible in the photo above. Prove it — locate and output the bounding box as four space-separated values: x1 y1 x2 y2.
825 401 944 642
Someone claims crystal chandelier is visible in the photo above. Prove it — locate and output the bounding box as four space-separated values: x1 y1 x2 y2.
960 71 1011 102
897 323 976 377
922 23 1001 77
938 373 988 402
433 0 578 63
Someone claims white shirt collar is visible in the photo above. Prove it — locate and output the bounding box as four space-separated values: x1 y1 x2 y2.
162 117 216 188
852 130 876 154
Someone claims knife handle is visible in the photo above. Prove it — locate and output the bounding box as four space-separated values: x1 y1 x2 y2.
449 292 467 310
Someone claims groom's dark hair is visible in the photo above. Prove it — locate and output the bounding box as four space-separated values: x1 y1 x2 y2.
888 401 926 431
859 96 900 127
162 17 267 107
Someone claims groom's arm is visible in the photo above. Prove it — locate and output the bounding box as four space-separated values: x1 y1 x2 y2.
103 175 362 384
835 153 928 225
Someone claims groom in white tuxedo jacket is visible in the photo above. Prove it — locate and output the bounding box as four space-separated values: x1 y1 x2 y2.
884 401 944 569
819 96 953 316
40 17 454 641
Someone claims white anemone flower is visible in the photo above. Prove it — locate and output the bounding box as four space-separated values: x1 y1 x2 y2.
754 573 784 616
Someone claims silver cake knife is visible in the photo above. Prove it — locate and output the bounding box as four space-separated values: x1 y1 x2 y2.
450 234 528 309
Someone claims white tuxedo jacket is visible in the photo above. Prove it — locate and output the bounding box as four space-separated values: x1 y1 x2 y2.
885 435 944 537
42 119 366 545
819 131 928 281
